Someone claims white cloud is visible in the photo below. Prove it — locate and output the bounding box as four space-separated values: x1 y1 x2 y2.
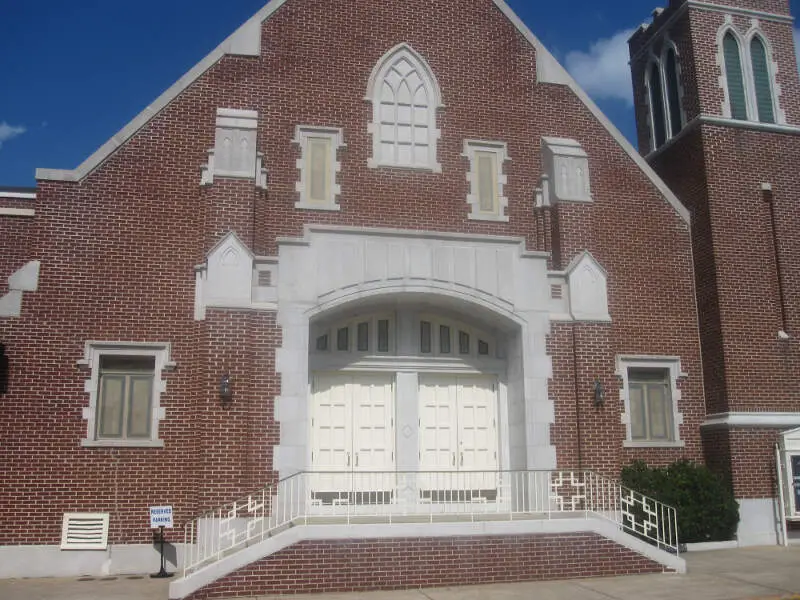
0 122 26 148
795 28 800 72
565 29 637 105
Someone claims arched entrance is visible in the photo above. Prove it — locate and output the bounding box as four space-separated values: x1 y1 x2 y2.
273 225 555 493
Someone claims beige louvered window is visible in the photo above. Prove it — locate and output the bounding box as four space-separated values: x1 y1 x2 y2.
476 151 498 213
97 356 155 440
308 137 331 203
61 513 110 550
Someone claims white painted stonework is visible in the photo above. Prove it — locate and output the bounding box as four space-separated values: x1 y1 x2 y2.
0 260 40 318
201 109 267 187
565 252 610 322
272 225 556 481
194 233 278 319
542 137 592 203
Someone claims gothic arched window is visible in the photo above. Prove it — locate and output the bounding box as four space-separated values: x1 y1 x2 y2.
723 31 749 120
664 48 683 137
750 35 776 124
366 44 442 172
648 61 667 148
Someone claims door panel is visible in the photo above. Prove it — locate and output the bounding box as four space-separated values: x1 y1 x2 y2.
419 375 499 498
311 373 395 501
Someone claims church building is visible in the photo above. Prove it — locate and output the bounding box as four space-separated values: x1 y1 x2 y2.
0 0 798 597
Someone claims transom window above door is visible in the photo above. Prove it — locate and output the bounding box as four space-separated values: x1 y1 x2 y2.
312 313 395 356
418 315 499 360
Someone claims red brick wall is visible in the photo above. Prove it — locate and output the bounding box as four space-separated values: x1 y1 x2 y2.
187 533 667 599
0 0 703 549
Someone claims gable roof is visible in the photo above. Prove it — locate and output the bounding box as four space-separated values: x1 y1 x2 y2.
35 0 689 224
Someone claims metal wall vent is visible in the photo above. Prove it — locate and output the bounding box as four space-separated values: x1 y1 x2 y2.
60 513 110 550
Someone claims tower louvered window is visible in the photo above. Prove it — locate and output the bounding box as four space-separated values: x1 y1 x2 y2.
723 33 748 120
664 49 683 136
648 62 667 148
750 36 775 124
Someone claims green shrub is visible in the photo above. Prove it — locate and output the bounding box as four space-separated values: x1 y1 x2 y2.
620 460 739 544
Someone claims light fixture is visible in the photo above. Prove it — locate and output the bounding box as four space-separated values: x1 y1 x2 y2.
593 378 605 407
219 373 233 406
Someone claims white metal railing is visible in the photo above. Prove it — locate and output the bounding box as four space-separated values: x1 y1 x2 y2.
182 470 678 576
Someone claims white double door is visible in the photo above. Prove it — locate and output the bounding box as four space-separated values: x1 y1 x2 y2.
419 375 499 497
310 373 395 499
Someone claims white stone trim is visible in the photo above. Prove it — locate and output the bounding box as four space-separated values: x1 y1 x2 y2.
292 125 345 211
702 412 800 428
78 342 175 448
492 0 689 224
616 355 684 446
462 139 510 222
0 260 40 318
542 137 593 204
365 43 443 173
0 207 35 217
35 0 289 182
0 191 35 200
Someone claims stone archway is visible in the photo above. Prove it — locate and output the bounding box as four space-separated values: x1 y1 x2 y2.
273 225 555 481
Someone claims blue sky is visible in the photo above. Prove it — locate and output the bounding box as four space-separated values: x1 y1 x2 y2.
0 0 798 187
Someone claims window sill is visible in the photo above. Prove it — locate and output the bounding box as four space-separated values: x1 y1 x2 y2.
468 213 510 223
623 440 685 449
367 159 442 174
81 439 165 448
294 201 341 212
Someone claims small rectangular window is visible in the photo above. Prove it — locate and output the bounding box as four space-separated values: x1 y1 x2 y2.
440 325 451 354
628 367 674 442
337 327 349 352
478 340 489 356
420 321 432 354
377 320 390 353
357 322 369 352
459 331 470 355
97 356 155 441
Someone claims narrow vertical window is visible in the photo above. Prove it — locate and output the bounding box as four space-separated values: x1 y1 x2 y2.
293 126 345 211
439 325 451 354
477 152 498 213
723 33 748 120
308 137 331 203
628 368 674 442
463 140 509 221
664 49 682 137
337 327 349 352
459 331 470 355
750 36 775 124
377 320 390 353
649 62 667 148
357 322 369 352
420 321 432 354
316 334 329 352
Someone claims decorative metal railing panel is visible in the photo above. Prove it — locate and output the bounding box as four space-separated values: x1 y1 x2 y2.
182 470 678 576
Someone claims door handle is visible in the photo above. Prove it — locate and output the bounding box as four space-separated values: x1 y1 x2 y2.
355 453 359 467
460 452 464 467
452 453 456 467
347 452 351 467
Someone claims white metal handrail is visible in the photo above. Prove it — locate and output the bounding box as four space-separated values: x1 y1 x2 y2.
182 470 678 576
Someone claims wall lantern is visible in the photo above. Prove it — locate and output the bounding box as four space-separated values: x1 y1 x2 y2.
593 378 605 407
219 373 233 406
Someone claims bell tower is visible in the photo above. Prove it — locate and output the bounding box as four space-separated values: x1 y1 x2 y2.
629 0 800 545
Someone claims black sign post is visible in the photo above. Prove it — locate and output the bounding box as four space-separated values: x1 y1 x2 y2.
150 525 173 579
